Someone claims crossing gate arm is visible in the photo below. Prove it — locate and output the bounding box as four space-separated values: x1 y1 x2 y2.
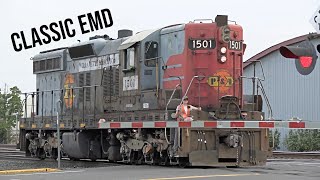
97 120 320 129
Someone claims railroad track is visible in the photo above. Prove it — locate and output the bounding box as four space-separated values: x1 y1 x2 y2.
0 144 16 149
272 151 320 159
0 144 120 163
0 144 35 161
0 144 122 171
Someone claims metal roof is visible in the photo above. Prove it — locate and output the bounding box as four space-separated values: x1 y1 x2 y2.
244 33 320 68
118 29 159 50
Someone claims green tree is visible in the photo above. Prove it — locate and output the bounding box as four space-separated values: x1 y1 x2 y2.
269 129 281 150
285 129 320 151
0 86 23 144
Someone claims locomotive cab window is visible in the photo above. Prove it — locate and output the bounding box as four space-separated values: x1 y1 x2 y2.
144 41 158 67
123 47 135 70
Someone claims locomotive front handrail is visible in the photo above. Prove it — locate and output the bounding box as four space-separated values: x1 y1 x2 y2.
176 75 204 148
179 75 204 106
257 79 273 119
192 19 214 23
165 83 181 121
19 85 103 95
239 59 273 120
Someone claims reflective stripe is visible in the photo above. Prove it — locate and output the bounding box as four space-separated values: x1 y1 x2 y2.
180 105 191 119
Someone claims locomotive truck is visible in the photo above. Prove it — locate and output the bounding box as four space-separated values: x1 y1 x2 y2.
19 15 269 167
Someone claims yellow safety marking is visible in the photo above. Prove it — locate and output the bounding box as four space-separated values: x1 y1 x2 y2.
0 168 59 175
31 124 36 128
45 124 51 128
80 123 86 128
19 124 24 128
141 173 260 180
60 123 65 128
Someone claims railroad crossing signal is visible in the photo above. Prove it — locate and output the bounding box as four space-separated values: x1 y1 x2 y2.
279 40 318 75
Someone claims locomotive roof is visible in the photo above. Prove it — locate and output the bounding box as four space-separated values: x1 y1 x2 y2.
31 48 65 61
68 38 110 57
118 28 159 50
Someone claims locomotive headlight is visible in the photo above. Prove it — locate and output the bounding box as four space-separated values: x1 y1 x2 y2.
220 47 227 54
220 56 227 63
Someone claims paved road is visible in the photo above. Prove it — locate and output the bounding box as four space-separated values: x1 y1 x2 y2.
1 159 319 180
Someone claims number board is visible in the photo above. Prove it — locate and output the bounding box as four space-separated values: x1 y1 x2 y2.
188 39 216 50
228 40 242 51
123 75 138 91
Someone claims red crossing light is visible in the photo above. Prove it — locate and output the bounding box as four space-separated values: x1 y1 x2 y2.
299 56 312 68
279 40 317 75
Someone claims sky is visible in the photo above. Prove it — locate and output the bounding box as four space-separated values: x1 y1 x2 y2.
0 0 319 93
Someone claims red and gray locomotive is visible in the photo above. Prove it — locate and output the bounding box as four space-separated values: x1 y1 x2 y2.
20 15 269 167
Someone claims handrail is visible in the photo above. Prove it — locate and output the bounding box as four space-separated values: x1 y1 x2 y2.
165 84 181 121
193 19 214 23
240 76 273 120
176 75 202 149
179 75 202 107
19 85 102 95
164 84 181 145
258 79 273 119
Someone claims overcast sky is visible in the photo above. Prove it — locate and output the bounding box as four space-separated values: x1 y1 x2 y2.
0 0 318 93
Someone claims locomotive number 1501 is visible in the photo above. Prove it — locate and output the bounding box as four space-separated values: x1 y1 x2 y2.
188 39 216 50
228 40 242 51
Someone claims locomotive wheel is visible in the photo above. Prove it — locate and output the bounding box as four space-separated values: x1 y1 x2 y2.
51 148 58 160
226 165 239 168
130 151 136 165
161 150 170 166
89 150 97 162
136 150 144 165
178 157 189 168
36 148 46 160
178 162 188 168
70 157 80 161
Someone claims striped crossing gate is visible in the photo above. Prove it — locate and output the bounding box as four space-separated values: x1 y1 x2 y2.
98 120 320 129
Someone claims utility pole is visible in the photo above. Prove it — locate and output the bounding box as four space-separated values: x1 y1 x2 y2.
12 113 18 145
4 83 9 144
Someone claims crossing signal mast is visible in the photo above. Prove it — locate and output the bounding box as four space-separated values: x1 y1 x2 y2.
279 40 319 75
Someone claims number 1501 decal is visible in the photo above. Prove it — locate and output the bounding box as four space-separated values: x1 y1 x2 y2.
188 39 216 50
228 40 243 51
